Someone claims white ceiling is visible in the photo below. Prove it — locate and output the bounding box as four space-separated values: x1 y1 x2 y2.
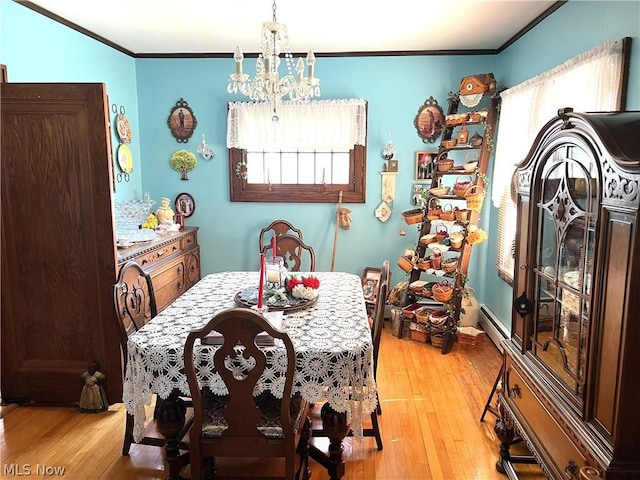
22 0 560 55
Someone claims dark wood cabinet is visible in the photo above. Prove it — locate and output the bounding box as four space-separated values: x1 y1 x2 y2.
1 83 122 405
497 108 640 479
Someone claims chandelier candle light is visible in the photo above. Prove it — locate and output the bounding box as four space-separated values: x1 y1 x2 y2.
227 0 320 119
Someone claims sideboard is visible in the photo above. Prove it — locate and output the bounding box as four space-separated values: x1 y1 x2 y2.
117 227 201 313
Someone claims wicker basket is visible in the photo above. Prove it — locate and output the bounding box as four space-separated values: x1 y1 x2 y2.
419 233 437 246
415 307 431 324
439 203 455 221
449 232 464 249
437 157 455 171
417 258 432 270
457 326 486 346
411 327 430 343
453 175 474 198
465 185 486 212
468 112 483 123
426 197 441 220
440 139 458 150
432 281 454 302
402 208 424 224
397 255 415 273
442 257 459 273
430 332 446 348
421 282 436 298
454 207 471 222
463 152 479 172
430 185 450 196
430 252 442 269
436 224 448 244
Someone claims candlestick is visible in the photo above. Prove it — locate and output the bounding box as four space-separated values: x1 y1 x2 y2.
257 253 265 308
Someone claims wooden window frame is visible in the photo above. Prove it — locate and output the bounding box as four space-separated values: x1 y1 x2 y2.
228 145 366 203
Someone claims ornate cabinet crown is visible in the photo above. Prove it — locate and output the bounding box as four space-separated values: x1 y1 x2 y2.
497 108 640 480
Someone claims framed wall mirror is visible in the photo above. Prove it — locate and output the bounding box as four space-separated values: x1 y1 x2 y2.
167 98 197 143
414 96 445 143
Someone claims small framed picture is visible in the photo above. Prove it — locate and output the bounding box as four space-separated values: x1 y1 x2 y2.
175 192 195 217
413 184 430 206
415 151 436 181
362 267 382 302
388 159 398 173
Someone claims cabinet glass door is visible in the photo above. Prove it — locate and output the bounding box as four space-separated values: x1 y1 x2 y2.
532 144 597 404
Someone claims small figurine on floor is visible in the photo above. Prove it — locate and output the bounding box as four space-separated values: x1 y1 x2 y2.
79 361 109 413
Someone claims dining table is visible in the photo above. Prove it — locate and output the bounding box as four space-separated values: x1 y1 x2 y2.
123 271 378 480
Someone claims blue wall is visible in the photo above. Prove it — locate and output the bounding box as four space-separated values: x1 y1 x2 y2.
2 0 639 331
0 0 142 200
481 0 640 327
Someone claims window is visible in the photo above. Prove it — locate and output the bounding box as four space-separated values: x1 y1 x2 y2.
492 38 630 283
227 99 367 203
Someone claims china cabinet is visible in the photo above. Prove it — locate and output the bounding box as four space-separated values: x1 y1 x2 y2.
407 73 500 353
496 108 640 479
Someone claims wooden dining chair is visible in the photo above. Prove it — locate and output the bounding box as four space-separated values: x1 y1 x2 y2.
258 219 304 253
261 233 316 272
184 307 311 480
114 261 191 455
311 260 389 450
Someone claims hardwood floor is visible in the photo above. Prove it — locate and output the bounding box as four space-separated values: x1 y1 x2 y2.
0 324 544 479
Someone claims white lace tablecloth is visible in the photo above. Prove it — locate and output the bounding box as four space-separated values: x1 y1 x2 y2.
123 271 377 442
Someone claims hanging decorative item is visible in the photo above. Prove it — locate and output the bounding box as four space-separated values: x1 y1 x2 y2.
167 98 197 143
375 201 392 222
170 149 197 180
414 96 445 143
197 133 215 160
459 73 497 107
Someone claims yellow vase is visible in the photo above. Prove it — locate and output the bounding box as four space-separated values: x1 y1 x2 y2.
155 197 175 224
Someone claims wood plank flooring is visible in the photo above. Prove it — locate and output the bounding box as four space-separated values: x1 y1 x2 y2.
0 324 545 479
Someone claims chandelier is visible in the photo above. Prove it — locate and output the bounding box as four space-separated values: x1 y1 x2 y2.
227 0 320 108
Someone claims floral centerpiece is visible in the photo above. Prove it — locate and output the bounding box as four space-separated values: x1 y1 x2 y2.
263 275 320 307
287 275 320 300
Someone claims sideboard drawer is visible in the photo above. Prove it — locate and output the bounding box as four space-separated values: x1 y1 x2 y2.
504 359 588 479
151 258 187 312
136 240 181 269
180 231 197 250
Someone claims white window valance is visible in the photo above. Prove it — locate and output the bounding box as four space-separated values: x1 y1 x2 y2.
226 99 367 151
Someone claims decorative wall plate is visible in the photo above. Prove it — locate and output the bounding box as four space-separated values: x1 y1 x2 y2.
117 144 133 173
112 104 132 143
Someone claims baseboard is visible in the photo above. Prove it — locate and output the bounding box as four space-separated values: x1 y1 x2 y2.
478 304 509 353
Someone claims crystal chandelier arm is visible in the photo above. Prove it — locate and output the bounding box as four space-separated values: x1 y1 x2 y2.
306 51 315 79
234 47 244 75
